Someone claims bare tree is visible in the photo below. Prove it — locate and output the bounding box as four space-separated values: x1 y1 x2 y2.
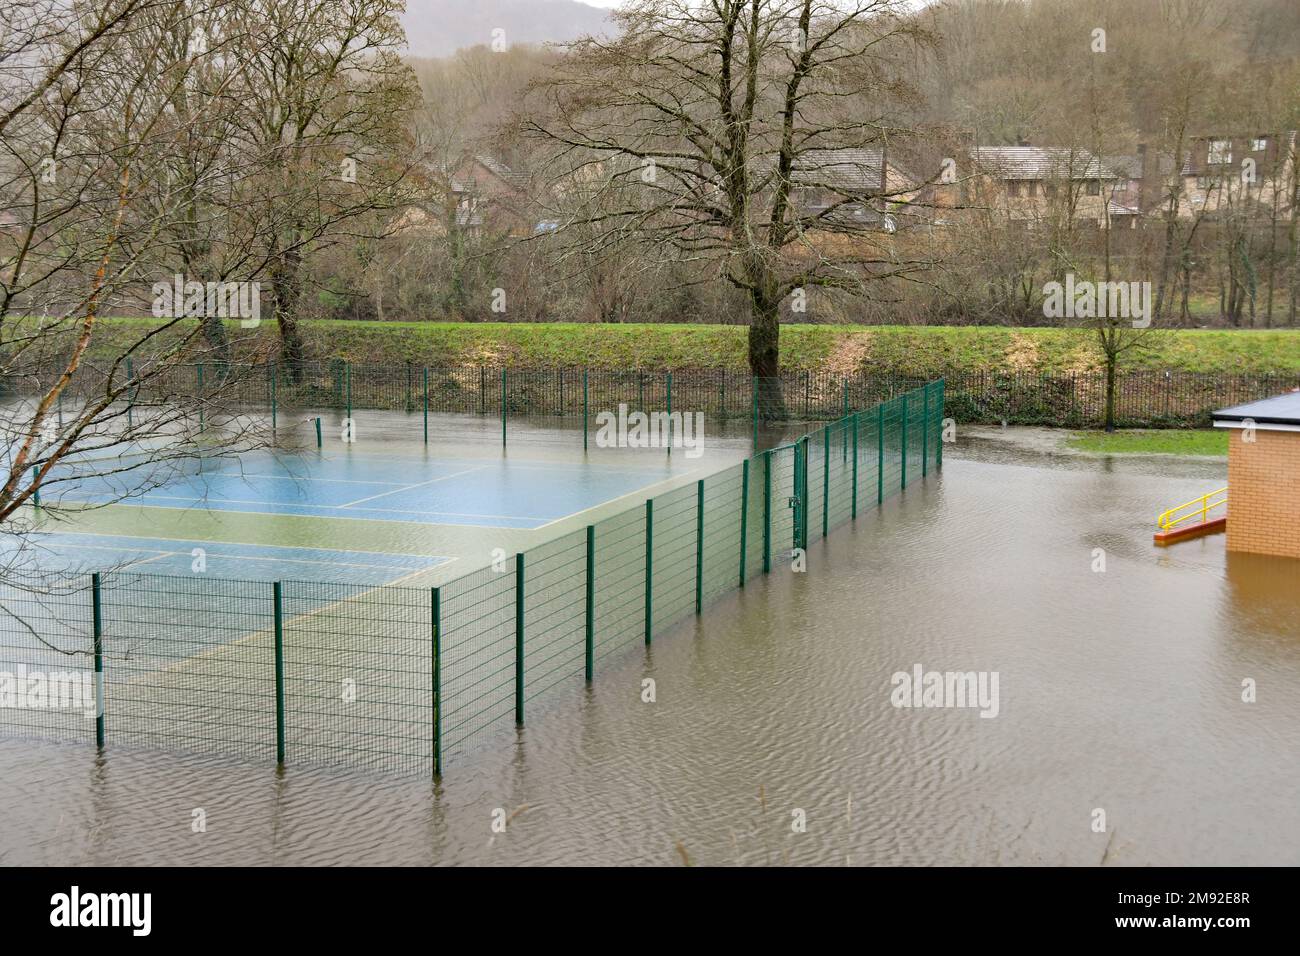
524 0 938 418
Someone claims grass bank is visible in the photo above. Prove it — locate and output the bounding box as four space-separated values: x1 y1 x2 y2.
1066 429 1229 456
80 318 1300 376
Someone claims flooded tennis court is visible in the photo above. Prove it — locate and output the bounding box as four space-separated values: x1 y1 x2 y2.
1 428 1296 866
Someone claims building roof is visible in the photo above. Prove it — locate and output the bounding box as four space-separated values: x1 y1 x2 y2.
975 146 1130 180
790 148 886 192
1213 390 1300 429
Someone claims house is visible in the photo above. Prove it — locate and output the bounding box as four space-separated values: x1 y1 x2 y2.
1175 132 1298 219
969 146 1141 226
394 154 539 239
1212 390 1300 559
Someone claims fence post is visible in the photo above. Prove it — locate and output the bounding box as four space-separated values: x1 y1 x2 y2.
739 459 750 588
644 499 654 644
822 425 830 539
583 370 589 452
345 362 352 423
501 370 507 448
30 466 39 507
762 450 772 574
877 403 885 505
197 363 205 430
900 393 908 489
695 479 705 613
269 361 277 431
851 414 859 519
431 586 441 776
665 371 673 455
91 573 105 750
273 581 285 766
585 525 595 681
922 384 929 478
515 553 524 725
423 367 429 445
314 417 322 448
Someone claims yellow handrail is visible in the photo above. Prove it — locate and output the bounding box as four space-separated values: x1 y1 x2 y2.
1157 486 1227 531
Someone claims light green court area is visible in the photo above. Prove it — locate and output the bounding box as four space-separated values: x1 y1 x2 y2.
1066 429 1229 457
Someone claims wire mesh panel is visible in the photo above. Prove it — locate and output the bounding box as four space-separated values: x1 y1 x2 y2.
280 581 432 775
98 573 276 762
438 566 517 757
0 579 95 744
521 529 587 703
649 482 698 637
700 463 745 606
592 506 647 662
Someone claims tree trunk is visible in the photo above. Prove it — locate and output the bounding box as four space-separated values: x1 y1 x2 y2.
269 246 305 382
747 289 785 424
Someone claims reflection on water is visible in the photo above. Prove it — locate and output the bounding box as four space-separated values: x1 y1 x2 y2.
1 432 1297 866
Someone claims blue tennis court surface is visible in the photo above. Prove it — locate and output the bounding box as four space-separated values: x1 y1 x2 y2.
49 450 680 529
21 533 448 585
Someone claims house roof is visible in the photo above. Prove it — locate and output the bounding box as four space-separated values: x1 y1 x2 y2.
790 148 886 192
975 146 1129 180
1213 390 1300 429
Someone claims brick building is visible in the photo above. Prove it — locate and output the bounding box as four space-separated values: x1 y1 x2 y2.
1213 392 1300 559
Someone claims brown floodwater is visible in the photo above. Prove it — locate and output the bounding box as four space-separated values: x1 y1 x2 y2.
1 429 1297 866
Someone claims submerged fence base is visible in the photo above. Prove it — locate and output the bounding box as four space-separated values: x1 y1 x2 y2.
0 382 945 776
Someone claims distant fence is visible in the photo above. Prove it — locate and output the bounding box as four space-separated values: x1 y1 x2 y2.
6 358 1293 433
0 382 944 776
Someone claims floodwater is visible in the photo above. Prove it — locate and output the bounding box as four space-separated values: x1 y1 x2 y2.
1 428 1297 866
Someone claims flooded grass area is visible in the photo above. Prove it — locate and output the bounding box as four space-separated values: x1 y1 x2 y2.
1 428 1296 866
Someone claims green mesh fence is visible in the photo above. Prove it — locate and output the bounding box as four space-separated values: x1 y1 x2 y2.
0 381 944 775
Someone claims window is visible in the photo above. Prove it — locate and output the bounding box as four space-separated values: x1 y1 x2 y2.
1007 181 1022 198
1252 137 1268 152
1208 139 1232 165
1086 180 1100 196
1027 181 1039 197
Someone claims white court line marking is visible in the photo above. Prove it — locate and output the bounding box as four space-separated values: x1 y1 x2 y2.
203 472 409 486
29 530 444 562
336 464 491 508
48 542 445 572
88 499 546 529
129 493 547 522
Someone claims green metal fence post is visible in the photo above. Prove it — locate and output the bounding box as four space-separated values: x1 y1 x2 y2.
851 414 859 519
345 362 352 423
314 417 322 448
273 581 285 766
515 553 524 725
695 479 705 614
739 459 750 588
822 425 830 539
30 466 39 507
922 385 929 478
583 370 589 452
644 499 654 644
91 573 105 749
762 450 772 574
501 370 507 448
423 367 429 445
877 403 885 506
901 393 908 489
666 371 673 455
431 586 442 776
585 525 595 681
